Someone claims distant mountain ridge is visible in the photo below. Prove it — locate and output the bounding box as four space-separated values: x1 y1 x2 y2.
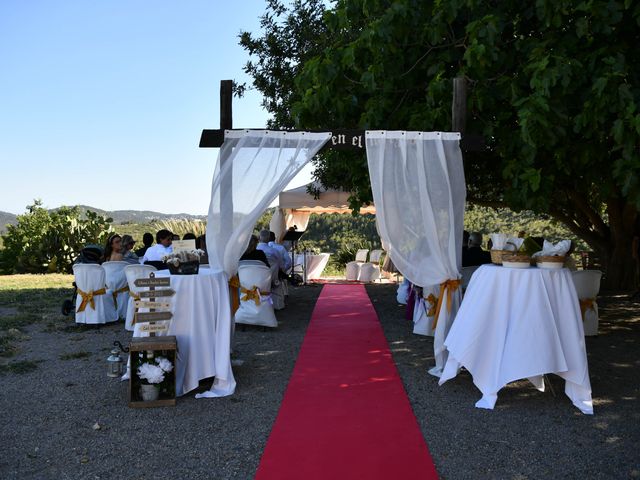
0 206 206 233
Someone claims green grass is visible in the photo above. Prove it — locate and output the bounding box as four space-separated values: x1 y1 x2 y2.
0 359 42 375
59 351 91 360
0 274 74 357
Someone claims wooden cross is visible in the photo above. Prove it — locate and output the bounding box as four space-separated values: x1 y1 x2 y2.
198 79 485 153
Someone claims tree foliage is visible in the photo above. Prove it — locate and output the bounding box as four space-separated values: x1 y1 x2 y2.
241 0 640 288
0 200 113 274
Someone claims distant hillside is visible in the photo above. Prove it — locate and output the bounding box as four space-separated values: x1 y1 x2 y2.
58 205 207 224
0 206 205 234
0 211 17 233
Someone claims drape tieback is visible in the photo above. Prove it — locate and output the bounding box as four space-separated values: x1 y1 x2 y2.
129 291 140 301
579 298 595 320
425 293 438 317
112 285 130 308
241 286 266 306
77 287 107 312
229 275 240 315
432 279 461 330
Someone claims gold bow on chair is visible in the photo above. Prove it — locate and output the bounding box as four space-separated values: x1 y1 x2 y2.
77 287 107 312
432 279 461 330
425 293 438 317
241 286 262 306
112 285 130 309
579 298 595 320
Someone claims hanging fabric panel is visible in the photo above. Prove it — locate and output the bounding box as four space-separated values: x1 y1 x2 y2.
365 131 466 376
206 130 330 277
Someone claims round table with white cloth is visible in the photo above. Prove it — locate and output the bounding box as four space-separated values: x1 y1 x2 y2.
295 253 331 280
439 264 593 414
132 268 235 397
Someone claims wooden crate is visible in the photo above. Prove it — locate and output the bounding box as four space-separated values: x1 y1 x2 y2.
128 336 177 408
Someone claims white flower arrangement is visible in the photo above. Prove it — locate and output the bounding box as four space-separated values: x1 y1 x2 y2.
162 249 205 266
137 356 174 384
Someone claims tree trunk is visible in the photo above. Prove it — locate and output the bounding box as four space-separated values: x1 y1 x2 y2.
598 199 638 291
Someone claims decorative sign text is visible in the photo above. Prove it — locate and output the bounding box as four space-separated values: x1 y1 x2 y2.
139 323 170 334
139 289 175 298
134 300 171 310
135 277 171 287
135 311 173 322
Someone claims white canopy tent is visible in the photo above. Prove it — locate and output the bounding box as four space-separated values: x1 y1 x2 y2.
270 182 376 241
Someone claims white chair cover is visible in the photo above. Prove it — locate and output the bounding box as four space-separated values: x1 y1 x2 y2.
366 131 465 376
572 270 603 336
346 249 369 281
396 278 410 305
123 264 157 332
235 264 277 328
72 264 117 325
412 285 438 337
359 249 384 282
102 261 129 320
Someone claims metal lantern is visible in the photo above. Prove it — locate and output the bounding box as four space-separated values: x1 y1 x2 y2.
107 348 124 378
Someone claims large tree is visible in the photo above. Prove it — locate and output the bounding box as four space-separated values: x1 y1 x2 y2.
241 0 640 289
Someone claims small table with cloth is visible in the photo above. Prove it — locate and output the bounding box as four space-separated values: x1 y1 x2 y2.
132 268 235 397
439 264 593 414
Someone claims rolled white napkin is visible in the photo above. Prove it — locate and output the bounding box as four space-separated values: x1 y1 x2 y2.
532 239 571 257
506 237 524 251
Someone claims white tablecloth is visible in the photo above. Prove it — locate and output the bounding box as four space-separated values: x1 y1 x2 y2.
133 268 235 397
439 264 593 414
295 253 331 280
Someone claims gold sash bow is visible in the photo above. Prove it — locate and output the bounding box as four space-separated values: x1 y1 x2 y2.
241 286 262 306
112 285 130 308
432 279 461 330
425 293 438 317
579 298 595 320
77 287 107 312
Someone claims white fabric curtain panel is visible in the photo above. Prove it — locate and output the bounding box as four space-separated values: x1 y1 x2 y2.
365 131 466 376
206 130 330 277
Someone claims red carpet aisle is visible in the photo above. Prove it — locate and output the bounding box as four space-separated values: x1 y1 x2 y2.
255 284 438 479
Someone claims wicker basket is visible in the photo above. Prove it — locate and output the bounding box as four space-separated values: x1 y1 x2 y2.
501 253 532 265
166 260 200 275
490 249 510 265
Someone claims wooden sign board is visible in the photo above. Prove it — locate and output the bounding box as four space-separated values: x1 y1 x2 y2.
134 300 171 310
139 323 170 334
135 311 173 322
138 289 175 298
135 277 171 287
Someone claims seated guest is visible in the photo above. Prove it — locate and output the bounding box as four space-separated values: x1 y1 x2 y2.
182 232 197 241
172 233 180 241
196 234 209 264
240 234 270 267
268 231 292 273
257 229 281 270
121 235 139 264
140 229 173 264
135 232 153 257
103 234 123 262
463 232 492 267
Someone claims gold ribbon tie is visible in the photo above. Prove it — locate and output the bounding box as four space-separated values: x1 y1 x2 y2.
579 298 595 320
425 293 438 317
241 286 262 306
432 279 461 330
77 287 107 312
229 275 241 314
112 285 130 308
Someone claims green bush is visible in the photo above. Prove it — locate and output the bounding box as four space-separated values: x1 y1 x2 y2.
0 200 113 274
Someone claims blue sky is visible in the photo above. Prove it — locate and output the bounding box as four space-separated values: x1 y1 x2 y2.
0 0 313 215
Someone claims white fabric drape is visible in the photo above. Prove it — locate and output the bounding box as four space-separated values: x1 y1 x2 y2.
206 130 330 277
285 210 311 232
365 131 466 376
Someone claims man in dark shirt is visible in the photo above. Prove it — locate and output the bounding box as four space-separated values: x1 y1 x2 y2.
462 232 492 267
135 232 153 257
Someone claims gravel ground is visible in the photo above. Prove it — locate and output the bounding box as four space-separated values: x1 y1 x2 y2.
1 282 638 479
366 284 640 480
